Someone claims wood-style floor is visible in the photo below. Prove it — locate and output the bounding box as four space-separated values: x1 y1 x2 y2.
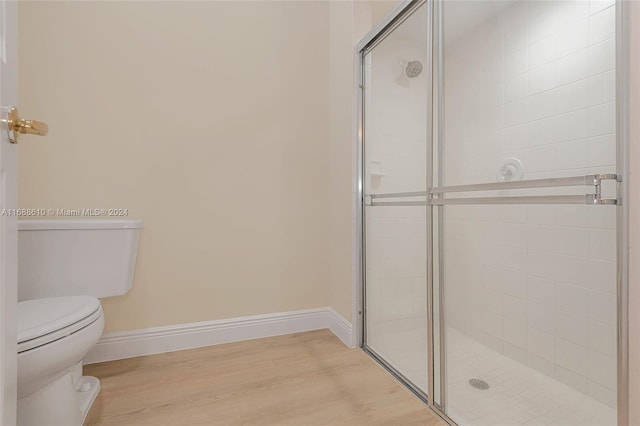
85 329 443 426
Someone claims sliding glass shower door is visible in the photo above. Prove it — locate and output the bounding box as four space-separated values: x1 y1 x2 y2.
361 1 429 395
432 1 620 425
360 0 625 425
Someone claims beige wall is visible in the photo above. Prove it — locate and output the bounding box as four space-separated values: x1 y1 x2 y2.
328 1 357 322
327 0 402 323
18 0 402 334
18 1 331 333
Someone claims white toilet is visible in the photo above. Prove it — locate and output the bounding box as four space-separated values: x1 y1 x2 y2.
16 219 143 426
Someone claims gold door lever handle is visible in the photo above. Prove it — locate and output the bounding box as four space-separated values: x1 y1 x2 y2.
7 107 48 143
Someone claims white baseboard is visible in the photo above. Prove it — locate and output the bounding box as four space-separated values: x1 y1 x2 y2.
85 307 353 364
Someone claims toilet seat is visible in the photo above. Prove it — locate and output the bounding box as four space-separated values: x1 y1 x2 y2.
18 296 102 353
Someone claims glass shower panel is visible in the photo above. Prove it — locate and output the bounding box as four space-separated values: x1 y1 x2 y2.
363 2 429 393
436 1 618 425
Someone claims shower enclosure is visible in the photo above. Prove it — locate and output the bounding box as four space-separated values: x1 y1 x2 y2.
357 1 628 425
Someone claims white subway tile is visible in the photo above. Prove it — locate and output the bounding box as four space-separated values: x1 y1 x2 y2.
528 0 557 43
504 123 532 150
589 38 616 75
528 225 556 252
588 289 616 325
529 63 556 94
496 247 528 274
528 275 555 307
589 102 616 137
503 294 527 323
504 341 528 363
531 109 589 146
483 266 504 292
556 255 592 289
588 381 617 409
588 70 616 106
588 319 616 357
527 249 555 280
528 327 556 362
556 79 589 114
555 18 589 58
556 282 589 316
557 0 590 27
556 337 588 375
588 350 617 389
504 319 527 348
555 109 590 143
530 35 557 69
588 204 616 229
589 0 615 16
589 133 616 167
557 139 590 170
503 2 529 52
555 227 589 257
557 310 588 346
556 366 588 393
500 205 528 224
590 5 615 45
528 352 556 378
483 288 503 314
505 73 529 103
529 301 556 334
502 269 527 299
483 310 503 338
557 50 589 86
527 206 555 226
505 48 529 79
482 332 505 354
588 228 616 262
526 146 556 172
528 89 557 121
504 99 529 127
556 205 589 228
486 82 505 108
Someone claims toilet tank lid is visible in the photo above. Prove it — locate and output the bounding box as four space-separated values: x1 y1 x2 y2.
18 219 143 230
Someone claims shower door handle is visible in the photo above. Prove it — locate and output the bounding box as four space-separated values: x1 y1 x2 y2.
367 174 620 206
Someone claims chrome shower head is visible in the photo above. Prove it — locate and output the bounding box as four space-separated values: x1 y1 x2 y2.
405 60 423 78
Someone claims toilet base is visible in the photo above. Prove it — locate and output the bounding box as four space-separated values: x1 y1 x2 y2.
77 376 101 423
18 371 101 426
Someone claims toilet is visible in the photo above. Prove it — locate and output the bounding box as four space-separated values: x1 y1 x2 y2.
16 219 143 426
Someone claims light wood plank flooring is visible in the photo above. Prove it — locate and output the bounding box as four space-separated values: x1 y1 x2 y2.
85 329 443 426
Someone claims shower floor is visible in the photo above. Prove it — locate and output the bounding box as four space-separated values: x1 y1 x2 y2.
368 328 616 426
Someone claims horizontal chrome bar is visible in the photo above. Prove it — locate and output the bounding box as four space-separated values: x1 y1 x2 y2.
367 195 619 206
430 195 589 205
429 174 618 194
365 174 620 206
369 191 427 199
368 201 427 207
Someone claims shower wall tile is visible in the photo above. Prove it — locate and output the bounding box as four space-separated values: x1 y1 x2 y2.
588 70 615 106
556 50 589 85
557 366 589 392
444 0 617 406
588 38 616 75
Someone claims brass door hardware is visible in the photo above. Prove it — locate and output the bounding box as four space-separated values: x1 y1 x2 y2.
7 107 48 143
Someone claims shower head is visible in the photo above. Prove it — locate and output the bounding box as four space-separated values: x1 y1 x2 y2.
405 60 423 78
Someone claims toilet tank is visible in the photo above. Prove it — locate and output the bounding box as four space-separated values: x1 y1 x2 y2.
18 219 143 301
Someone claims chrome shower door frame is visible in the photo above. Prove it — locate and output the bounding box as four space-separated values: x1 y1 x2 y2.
354 0 437 412
355 0 631 425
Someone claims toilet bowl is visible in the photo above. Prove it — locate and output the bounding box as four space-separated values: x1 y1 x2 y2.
16 219 143 426
17 296 105 426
